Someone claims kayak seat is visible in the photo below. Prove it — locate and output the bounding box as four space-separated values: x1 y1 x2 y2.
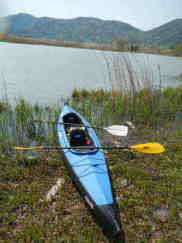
63 113 82 133
70 128 87 147
70 128 93 147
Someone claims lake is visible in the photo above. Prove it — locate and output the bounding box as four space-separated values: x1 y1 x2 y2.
0 42 182 104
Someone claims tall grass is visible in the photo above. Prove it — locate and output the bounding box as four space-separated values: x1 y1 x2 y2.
71 86 182 126
0 99 59 150
0 85 181 151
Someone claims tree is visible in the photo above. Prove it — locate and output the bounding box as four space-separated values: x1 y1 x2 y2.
175 44 182 55
112 38 129 51
0 32 5 40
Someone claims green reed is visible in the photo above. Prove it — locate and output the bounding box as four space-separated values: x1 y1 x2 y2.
71 85 182 127
0 84 181 151
0 99 59 149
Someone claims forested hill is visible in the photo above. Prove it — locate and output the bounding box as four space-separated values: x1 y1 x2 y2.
144 18 182 46
4 13 144 43
2 13 182 46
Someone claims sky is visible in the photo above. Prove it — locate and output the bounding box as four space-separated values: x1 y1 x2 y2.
1 0 182 30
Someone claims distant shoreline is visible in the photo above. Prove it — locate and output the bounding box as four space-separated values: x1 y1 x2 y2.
1 35 182 57
0 36 113 51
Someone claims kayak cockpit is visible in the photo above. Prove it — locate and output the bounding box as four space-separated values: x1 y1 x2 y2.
63 112 97 153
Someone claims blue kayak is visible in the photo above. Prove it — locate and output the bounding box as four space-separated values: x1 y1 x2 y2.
57 105 125 242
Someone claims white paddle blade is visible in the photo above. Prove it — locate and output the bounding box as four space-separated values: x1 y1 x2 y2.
104 125 128 136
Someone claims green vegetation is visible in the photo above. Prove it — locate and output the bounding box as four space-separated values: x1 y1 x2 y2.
71 86 182 126
112 38 129 51
174 44 182 56
0 84 182 242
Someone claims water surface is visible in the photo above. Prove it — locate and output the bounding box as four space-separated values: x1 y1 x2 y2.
0 42 181 104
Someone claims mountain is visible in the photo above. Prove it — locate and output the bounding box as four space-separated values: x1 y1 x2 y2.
2 13 182 46
4 13 144 44
145 19 182 46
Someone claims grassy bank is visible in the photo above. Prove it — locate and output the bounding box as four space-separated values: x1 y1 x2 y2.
0 85 182 242
0 138 181 242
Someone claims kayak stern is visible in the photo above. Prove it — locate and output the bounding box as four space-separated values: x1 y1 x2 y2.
95 203 125 242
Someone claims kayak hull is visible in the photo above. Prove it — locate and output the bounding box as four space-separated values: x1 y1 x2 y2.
57 105 125 242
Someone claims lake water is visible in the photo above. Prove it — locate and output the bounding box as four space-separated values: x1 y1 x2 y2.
0 42 182 104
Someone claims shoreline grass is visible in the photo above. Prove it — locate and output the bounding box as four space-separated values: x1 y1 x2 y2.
0 84 182 147
1 35 182 58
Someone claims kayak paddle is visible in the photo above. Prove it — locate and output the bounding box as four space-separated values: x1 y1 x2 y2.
34 120 128 137
14 142 165 154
